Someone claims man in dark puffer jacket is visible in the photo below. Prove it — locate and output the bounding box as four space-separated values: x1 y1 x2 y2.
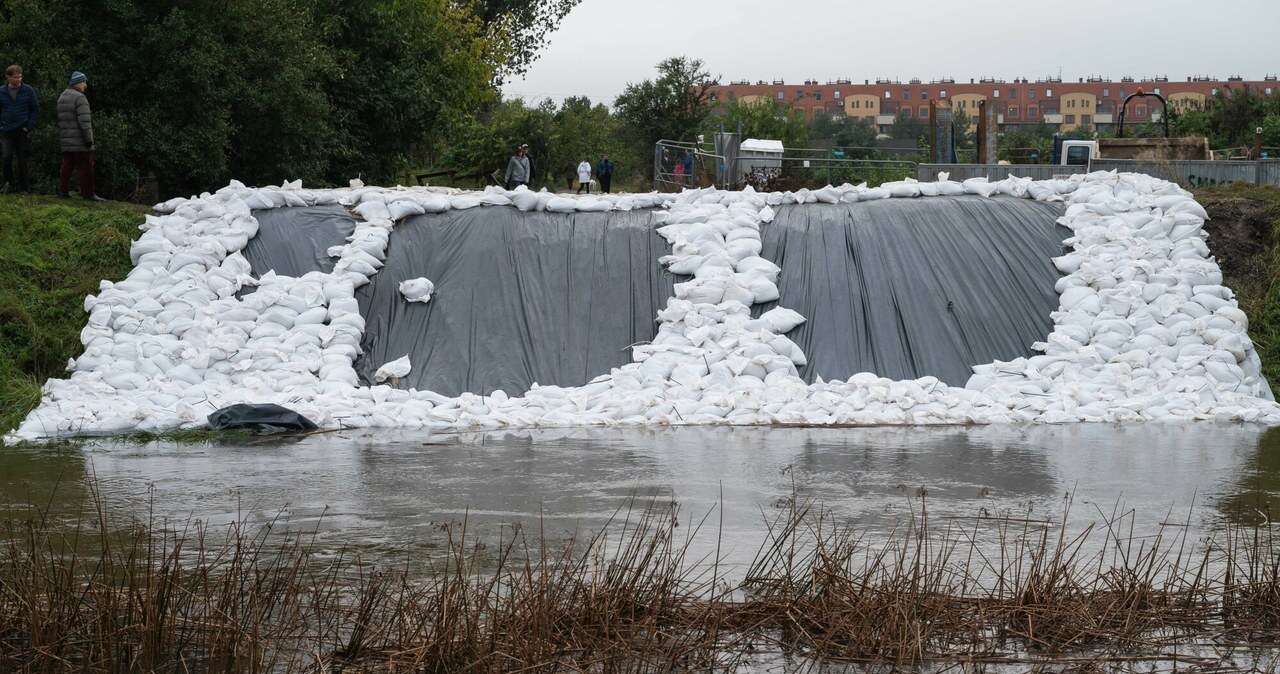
57 71 102 200
0 64 39 193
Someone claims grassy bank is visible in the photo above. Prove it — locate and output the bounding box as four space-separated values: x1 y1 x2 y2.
0 195 145 433
1195 185 1280 388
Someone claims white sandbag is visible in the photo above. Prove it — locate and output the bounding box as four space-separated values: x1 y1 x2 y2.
399 277 435 303
374 355 412 383
353 200 391 221
510 190 542 212
546 197 577 213
761 307 806 333
419 195 451 213
387 199 425 220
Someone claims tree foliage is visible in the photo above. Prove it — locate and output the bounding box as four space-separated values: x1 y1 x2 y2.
442 96 644 190
888 110 926 142
0 0 522 199
613 57 719 177
709 97 809 149
472 0 582 80
807 114 879 155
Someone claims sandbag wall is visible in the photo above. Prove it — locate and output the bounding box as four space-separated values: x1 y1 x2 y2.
759 196 1068 385
14 174 1278 444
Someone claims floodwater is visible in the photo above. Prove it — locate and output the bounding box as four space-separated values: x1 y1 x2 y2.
3 424 1279 576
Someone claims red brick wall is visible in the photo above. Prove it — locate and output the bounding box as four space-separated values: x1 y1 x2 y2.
709 78 1277 123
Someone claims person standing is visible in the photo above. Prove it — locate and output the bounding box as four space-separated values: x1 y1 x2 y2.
57 72 102 200
504 143 531 190
576 159 592 194
681 151 695 186
0 65 39 193
595 155 615 194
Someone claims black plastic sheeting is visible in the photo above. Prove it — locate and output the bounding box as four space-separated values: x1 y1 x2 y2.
353 208 675 396
207 403 318 432
758 196 1068 386
242 206 356 279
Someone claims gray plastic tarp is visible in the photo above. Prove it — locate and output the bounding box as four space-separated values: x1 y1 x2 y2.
243 206 356 279
758 196 1068 386
354 208 676 396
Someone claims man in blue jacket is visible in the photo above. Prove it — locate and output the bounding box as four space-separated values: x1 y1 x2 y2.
0 65 39 193
595 155 615 193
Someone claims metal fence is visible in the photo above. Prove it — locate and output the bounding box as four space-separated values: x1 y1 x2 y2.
1262 160 1280 187
917 164 1088 182
654 139 916 192
919 160 1280 188
1088 159 1278 188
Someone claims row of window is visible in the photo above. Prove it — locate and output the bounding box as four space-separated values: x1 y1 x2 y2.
764 84 1276 104
889 105 1150 121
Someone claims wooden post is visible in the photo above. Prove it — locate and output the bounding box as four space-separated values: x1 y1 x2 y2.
977 101 987 165
1255 126 1264 160
929 100 937 163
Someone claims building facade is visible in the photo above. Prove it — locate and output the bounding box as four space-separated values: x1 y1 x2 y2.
709 75 1278 133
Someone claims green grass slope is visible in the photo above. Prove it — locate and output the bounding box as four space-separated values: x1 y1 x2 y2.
0 195 145 433
1195 185 1280 390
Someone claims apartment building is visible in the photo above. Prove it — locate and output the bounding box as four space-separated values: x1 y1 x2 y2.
708 75 1279 133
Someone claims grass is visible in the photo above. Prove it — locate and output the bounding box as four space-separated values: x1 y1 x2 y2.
0 194 145 434
1194 184 1280 389
3 490 1280 672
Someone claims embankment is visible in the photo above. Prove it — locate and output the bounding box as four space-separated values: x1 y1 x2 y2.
3 185 1280 436
0 196 145 432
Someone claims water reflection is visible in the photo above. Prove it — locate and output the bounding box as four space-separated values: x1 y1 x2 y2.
1 424 1276 571
1217 425 1280 525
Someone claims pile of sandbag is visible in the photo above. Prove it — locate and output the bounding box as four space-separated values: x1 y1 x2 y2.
8 171 1280 443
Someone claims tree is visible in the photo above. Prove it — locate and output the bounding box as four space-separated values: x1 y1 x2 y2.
711 97 809 148
613 56 719 177
888 110 926 142
1262 114 1280 153
997 124 1056 163
471 0 582 80
440 95 644 190
1208 86 1268 147
808 114 879 157
0 0 500 199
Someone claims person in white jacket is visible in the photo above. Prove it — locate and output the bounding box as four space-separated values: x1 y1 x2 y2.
576 160 592 194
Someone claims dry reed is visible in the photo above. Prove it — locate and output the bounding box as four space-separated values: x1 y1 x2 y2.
2 485 1280 672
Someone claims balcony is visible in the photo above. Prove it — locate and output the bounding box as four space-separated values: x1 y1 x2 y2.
1093 113 1114 124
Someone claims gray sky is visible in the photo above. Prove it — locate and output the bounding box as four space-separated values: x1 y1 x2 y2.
502 0 1280 106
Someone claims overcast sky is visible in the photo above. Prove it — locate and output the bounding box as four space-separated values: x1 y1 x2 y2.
502 0 1280 106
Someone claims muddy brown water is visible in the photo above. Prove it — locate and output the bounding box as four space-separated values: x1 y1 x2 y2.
2 424 1279 576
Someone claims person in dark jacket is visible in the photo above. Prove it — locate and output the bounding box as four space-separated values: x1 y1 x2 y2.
57 72 102 200
0 65 39 193
595 155 615 194
504 143 531 190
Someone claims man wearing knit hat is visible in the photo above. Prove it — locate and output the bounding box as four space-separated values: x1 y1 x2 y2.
56 71 102 200
0 65 39 193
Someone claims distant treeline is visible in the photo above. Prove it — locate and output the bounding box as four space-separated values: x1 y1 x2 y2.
0 0 578 200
